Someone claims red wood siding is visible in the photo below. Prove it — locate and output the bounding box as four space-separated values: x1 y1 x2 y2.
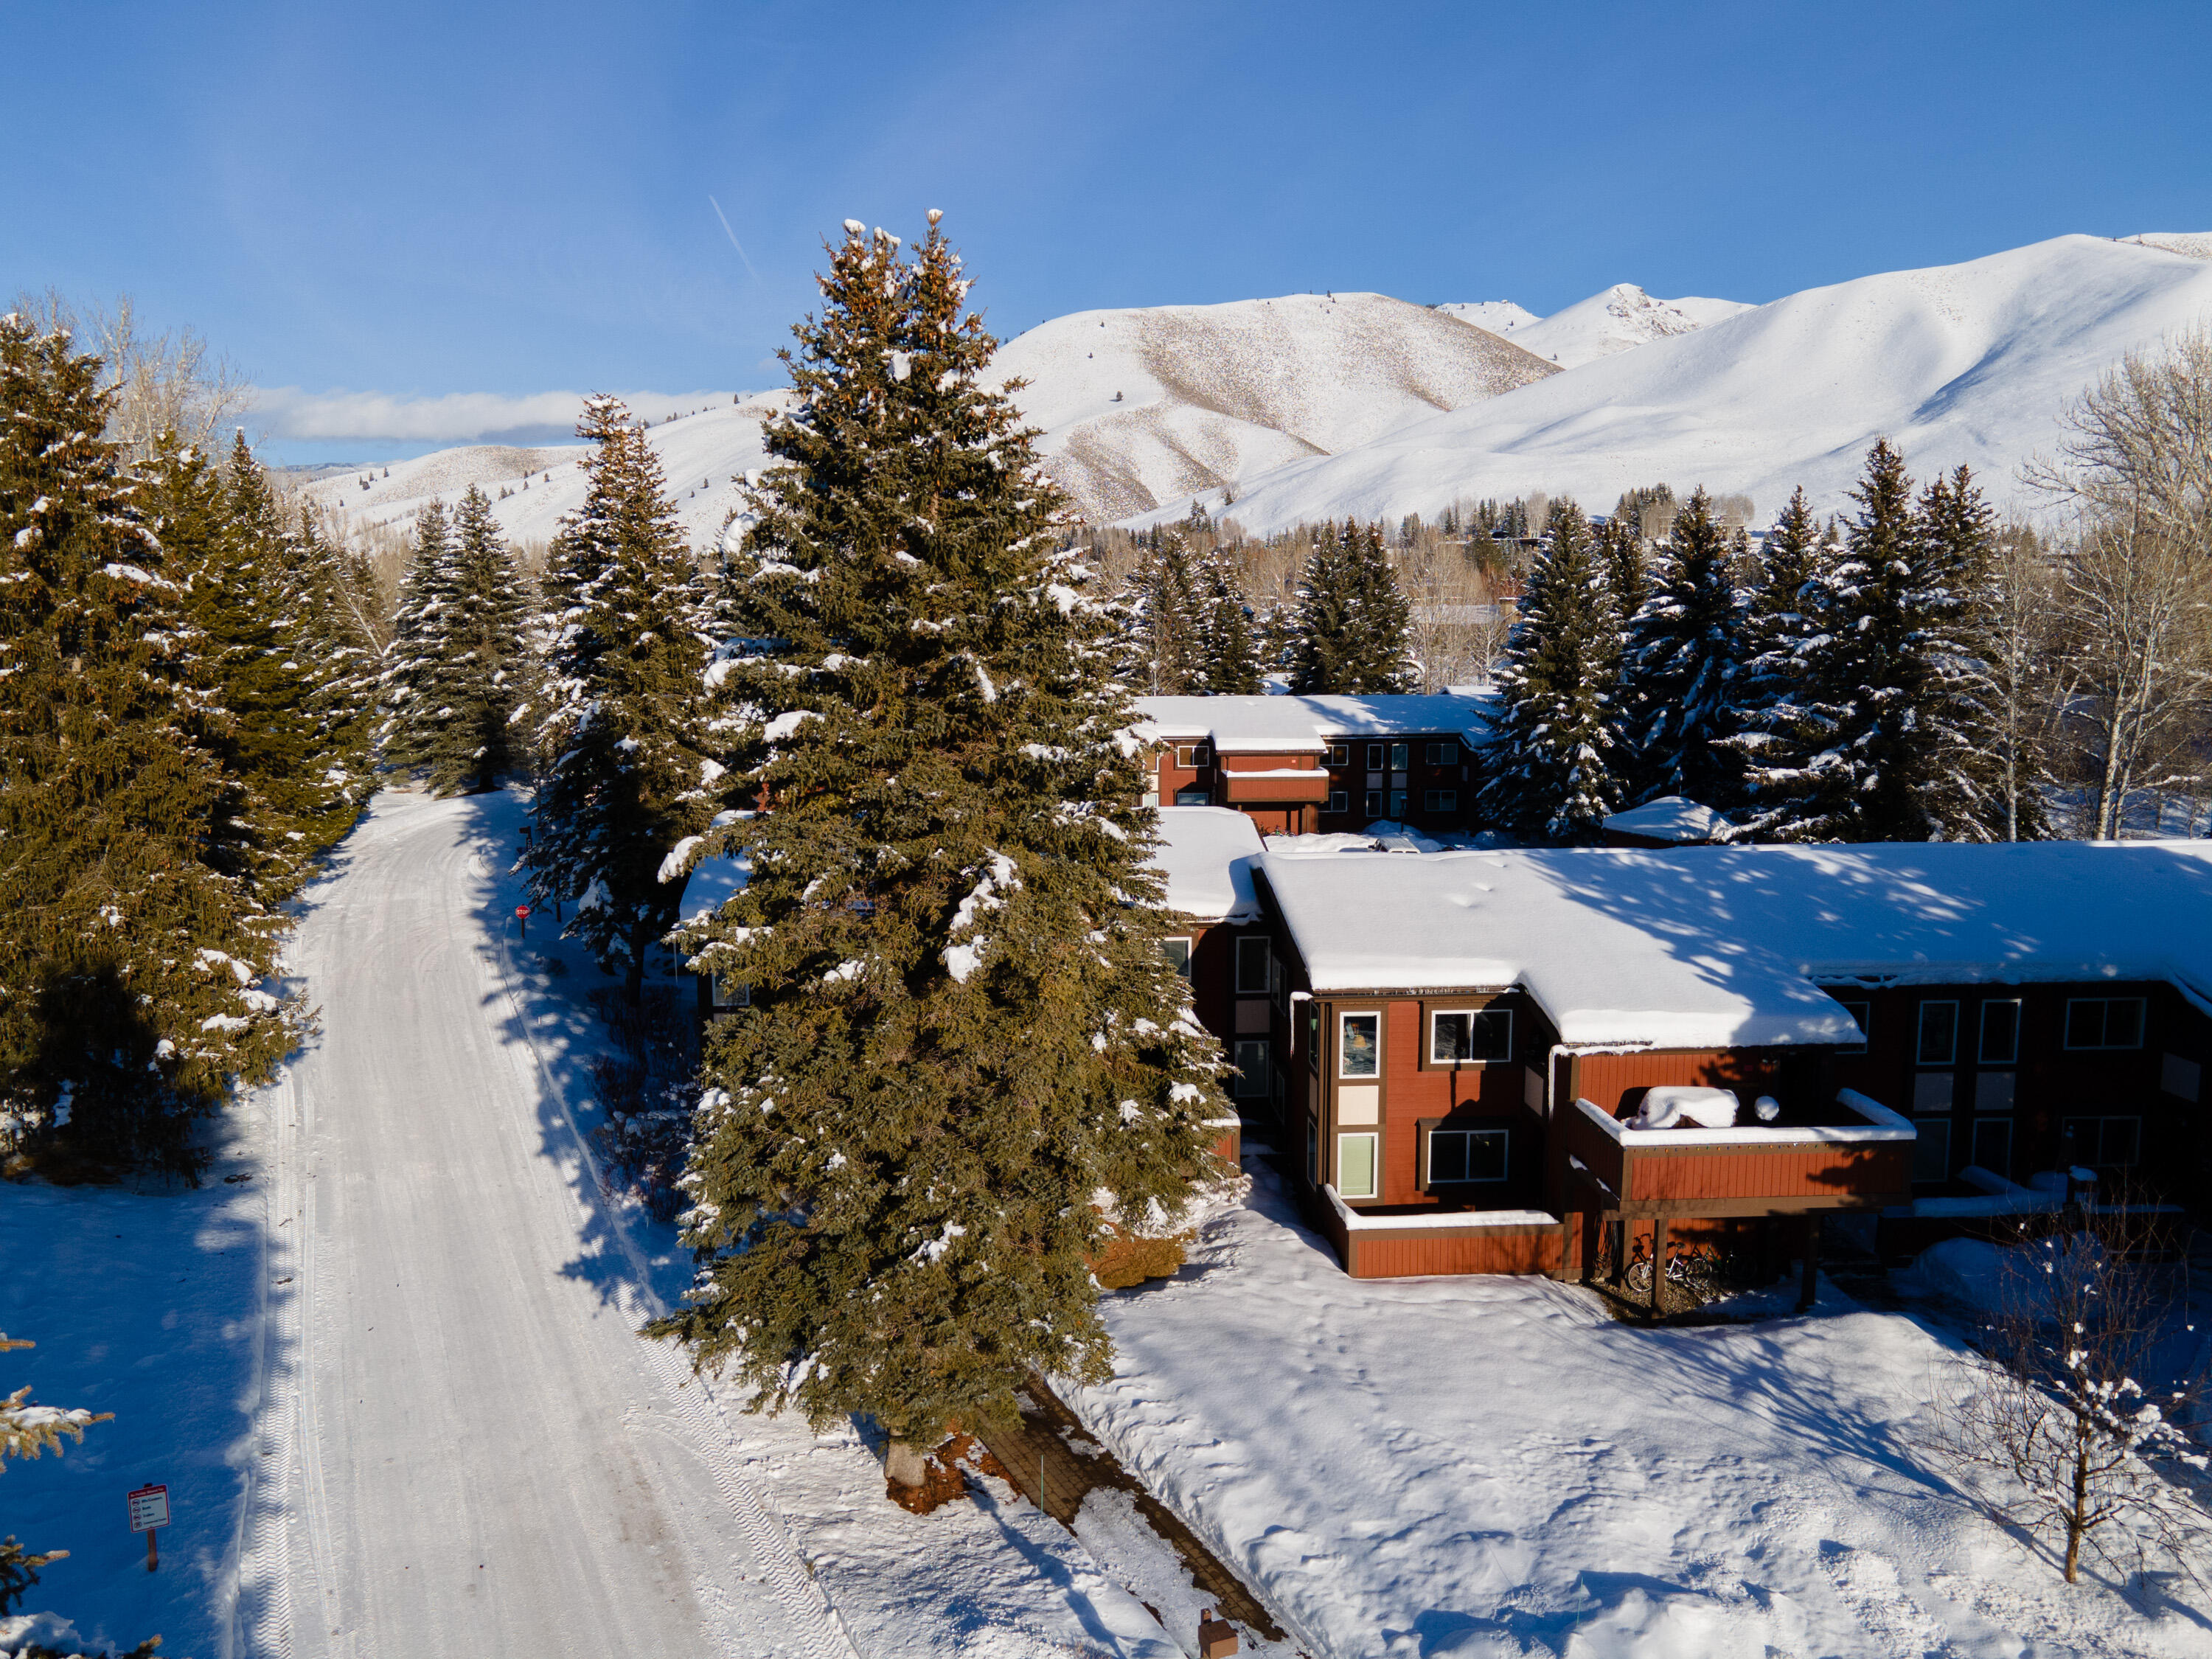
1576 1050 1782 1114
1622 1143 1910 1204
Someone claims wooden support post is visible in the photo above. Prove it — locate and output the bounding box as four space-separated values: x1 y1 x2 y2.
1648 1217 1667 1314
1796 1214 1820 1313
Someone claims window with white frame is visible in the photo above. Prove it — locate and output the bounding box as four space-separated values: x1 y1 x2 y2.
1430 1006 1512 1063
1174 742 1210 768
1235 936 1271 995
1422 789 1457 813
1366 742 1385 769
1917 1001 1958 1066
1336 1131 1378 1198
1388 742 1410 771
1233 1038 1270 1096
1389 790 1409 818
2065 997 2146 1050
1327 789 1349 815
712 973 750 1009
1338 1011 1380 1077
1161 937 1192 979
1978 999 2020 1065
1326 742 1349 767
1425 740 1458 765
1427 1125 1507 1184
1363 790 1382 818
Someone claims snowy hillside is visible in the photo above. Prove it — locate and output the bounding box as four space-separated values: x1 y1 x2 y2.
990 292 1558 521
1160 232 2212 535
1442 283 1753 368
301 392 792 552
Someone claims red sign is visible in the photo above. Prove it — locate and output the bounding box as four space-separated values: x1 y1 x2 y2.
515 905 531 919
128 1484 170 1532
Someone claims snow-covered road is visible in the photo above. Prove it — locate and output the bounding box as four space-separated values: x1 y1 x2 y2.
242 793 846 1659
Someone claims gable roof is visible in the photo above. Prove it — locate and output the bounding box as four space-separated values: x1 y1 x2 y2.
1130 693 1496 754
1260 839 2212 1050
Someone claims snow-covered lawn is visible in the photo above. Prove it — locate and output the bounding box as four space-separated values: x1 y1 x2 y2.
1067 1165 2212 1658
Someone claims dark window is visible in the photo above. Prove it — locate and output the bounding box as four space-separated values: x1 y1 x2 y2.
1422 789 1458 813
1326 742 1349 767
712 973 750 1009
1389 790 1409 818
1978 1000 2020 1065
2065 997 2146 1050
1363 790 1382 817
1304 1002 1320 1072
1388 742 1410 771
1174 787 1211 806
1233 1039 1269 1096
1916 1001 1958 1066
1910 1118 1952 1183
1235 936 1271 994
1431 1008 1512 1063
2062 1116 2142 1166
1161 938 1192 979
1366 743 1384 769
1970 1116 2013 1178
1327 789 1348 814
1425 740 1458 765
1428 1127 1507 1183
1174 742 1209 768
1835 999 1870 1056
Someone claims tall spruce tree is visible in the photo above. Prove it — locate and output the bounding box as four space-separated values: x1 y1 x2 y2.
379 487 532 793
1598 509 1648 625
1475 501 1624 840
1285 521 1416 692
0 314 302 1178
1193 544 1263 693
1118 526 1205 693
1736 442 2000 841
1616 487 1745 807
524 398 716 1003
651 218 1227 1450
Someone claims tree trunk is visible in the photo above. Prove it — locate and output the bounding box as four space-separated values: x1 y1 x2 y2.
884 1437 928 1491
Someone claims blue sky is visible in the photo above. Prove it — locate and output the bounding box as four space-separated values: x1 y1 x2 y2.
7 0 2209 462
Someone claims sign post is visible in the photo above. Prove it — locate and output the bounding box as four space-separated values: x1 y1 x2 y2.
515 903 531 941
127 1484 169 1573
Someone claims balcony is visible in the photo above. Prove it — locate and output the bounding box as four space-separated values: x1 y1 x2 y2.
1220 768 1333 805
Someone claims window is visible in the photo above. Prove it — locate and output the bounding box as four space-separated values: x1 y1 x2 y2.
2065 997 2146 1050
1366 743 1384 769
1174 742 1210 768
1161 938 1192 979
712 973 750 1009
1427 1126 1507 1184
1233 1039 1270 1097
1978 999 2020 1065
1336 1131 1378 1198
1326 742 1349 767
1430 1007 1512 1063
1969 1117 2013 1179
1422 790 1458 814
1363 790 1382 818
1338 1012 1380 1077
1916 1001 1958 1066
1174 787 1211 806
1327 789 1349 815
1388 742 1410 772
1425 740 1458 765
1910 1118 1952 1183
2062 1116 2141 1167
1834 999 1870 1056
1305 1003 1321 1072
1235 936 1272 995
1389 790 1409 818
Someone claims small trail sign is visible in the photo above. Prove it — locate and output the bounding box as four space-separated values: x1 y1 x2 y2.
128 1484 169 1572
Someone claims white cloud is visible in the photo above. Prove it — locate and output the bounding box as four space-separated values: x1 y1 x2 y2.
251 386 744 442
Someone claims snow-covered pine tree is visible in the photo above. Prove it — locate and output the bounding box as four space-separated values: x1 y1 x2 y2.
0 314 302 1180
1737 442 1999 841
1118 526 1204 693
1598 509 1647 625
1616 487 1745 808
1475 501 1624 840
1917 462 2036 840
524 397 716 1004
1193 544 1263 693
1286 521 1416 692
380 487 532 793
653 217 1227 1451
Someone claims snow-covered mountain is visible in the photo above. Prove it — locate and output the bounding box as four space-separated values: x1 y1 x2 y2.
1439 285 1752 368
990 292 1557 521
1156 233 2212 535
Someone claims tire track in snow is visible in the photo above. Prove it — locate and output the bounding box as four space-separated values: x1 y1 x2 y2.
472 848 863 1659
223 1066 299 1659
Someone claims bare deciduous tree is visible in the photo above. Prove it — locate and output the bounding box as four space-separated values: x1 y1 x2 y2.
2027 327 2212 554
14 290 252 464
1930 1214 2210 1586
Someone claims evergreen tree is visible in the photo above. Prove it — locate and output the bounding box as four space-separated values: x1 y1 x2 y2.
524 397 716 1004
652 218 1226 1450
1285 520 1416 692
1475 501 1624 840
1118 527 1204 693
379 487 532 793
1736 442 2000 841
1192 545 1263 693
0 314 302 1179
1598 510 1647 625
1616 487 1745 807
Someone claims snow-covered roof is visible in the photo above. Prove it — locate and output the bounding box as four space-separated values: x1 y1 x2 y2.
676 855 749 923
1149 807 1264 925
1601 796 1726 844
1259 839 2212 1049
1130 693 1496 754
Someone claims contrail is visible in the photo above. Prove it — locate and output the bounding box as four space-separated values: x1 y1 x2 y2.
708 195 762 283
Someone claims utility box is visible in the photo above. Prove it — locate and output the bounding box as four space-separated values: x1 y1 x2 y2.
1198 1611 1239 1658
